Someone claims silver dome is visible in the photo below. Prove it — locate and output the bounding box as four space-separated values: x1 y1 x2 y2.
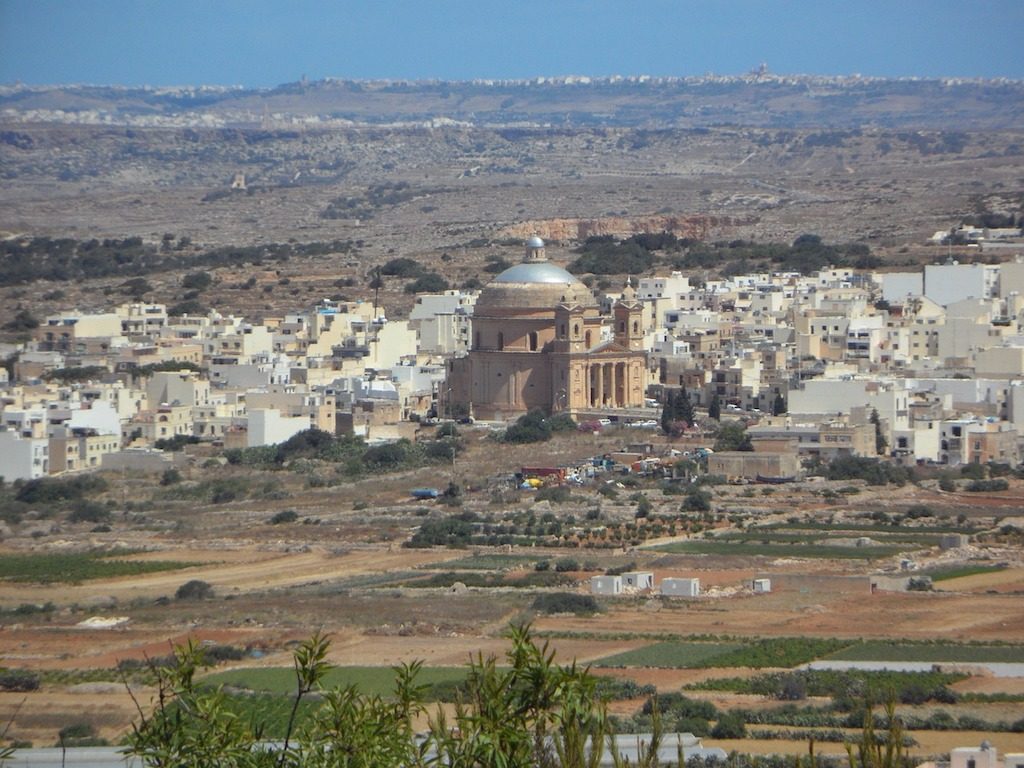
493 261 580 285
526 235 545 249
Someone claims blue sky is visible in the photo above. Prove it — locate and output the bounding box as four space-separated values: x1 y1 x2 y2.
2 0 1022 87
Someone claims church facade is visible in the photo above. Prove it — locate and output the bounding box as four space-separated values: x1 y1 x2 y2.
445 237 648 421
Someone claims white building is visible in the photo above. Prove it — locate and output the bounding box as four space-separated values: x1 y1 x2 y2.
879 272 924 304
0 428 49 481
924 263 997 306
621 571 654 590
246 407 310 448
637 272 691 301
951 743 999 768
590 575 623 595
661 577 700 597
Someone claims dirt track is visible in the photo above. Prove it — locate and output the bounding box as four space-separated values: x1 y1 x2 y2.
0 546 458 606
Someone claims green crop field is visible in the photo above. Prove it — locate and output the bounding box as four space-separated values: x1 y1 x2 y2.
925 564 1008 582
203 665 468 696
651 540 905 559
594 637 850 669
773 522 976 535
594 641 741 668
827 641 1024 663
0 551 197 583
719 531 943 546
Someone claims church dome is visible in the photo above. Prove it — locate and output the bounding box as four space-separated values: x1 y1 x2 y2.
492 261 579 285
475 240 595 314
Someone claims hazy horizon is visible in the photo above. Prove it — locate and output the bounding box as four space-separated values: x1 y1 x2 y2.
2 0 1023 88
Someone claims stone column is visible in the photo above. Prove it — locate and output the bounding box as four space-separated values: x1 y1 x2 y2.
595 363 604 407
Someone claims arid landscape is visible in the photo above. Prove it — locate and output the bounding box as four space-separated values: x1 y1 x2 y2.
2 76 1024 759
3 78 1024 326
1 425 1023 754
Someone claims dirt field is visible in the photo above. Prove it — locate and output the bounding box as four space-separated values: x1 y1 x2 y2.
0 546 465 607
1 429 1022 751
535 588 1024 642
934 567 1024 593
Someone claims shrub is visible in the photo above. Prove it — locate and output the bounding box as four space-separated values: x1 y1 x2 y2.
826 456 910 486
681 488 712 512
175 580 214 600
553 557 580 572
68 500 111 524
406 516 474 548
530 593 600 615
0 668 40 691
269 510 299 525
363 439 416 470
966 479 1009 492
203 644 245 662
15 474 108 504
503 409 553 444
535 485 572 503
404 272 449 294
154 434 201 452
57 721 109 747
380 257 423 277
182 271 213 290
159 468 183 486
711 711 747 739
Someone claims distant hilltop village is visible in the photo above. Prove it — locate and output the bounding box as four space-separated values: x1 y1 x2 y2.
5 232 1024 482
2 74 1021 130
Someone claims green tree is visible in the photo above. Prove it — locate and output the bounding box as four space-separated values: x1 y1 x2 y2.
713 421 752 452
661 391 676 435
871 408 888 455
404 272 448 294
674 389 695 426
4 309 39 333
708 392 721 420
182 271 213 290
772 392 787 416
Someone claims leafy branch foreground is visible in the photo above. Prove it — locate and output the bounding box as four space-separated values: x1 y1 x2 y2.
124 626 910 768
128 625 633 768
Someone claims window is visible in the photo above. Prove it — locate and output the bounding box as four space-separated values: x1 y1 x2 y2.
633 320 639 333
529 331 538 351
497 332 504 351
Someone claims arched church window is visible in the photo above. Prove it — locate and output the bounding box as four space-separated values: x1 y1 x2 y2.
633 320 639 333
585 330 592 347
619 321 626 332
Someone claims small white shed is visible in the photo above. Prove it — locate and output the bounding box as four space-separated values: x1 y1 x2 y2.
622 571 655 590
752 578 772 594
661 577 700 597
591 575 623 595
951 744 999 768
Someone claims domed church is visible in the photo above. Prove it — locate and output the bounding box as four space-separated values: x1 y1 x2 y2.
445 237 648 420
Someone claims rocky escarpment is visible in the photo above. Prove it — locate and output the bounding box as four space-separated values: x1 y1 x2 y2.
498 214 757 243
